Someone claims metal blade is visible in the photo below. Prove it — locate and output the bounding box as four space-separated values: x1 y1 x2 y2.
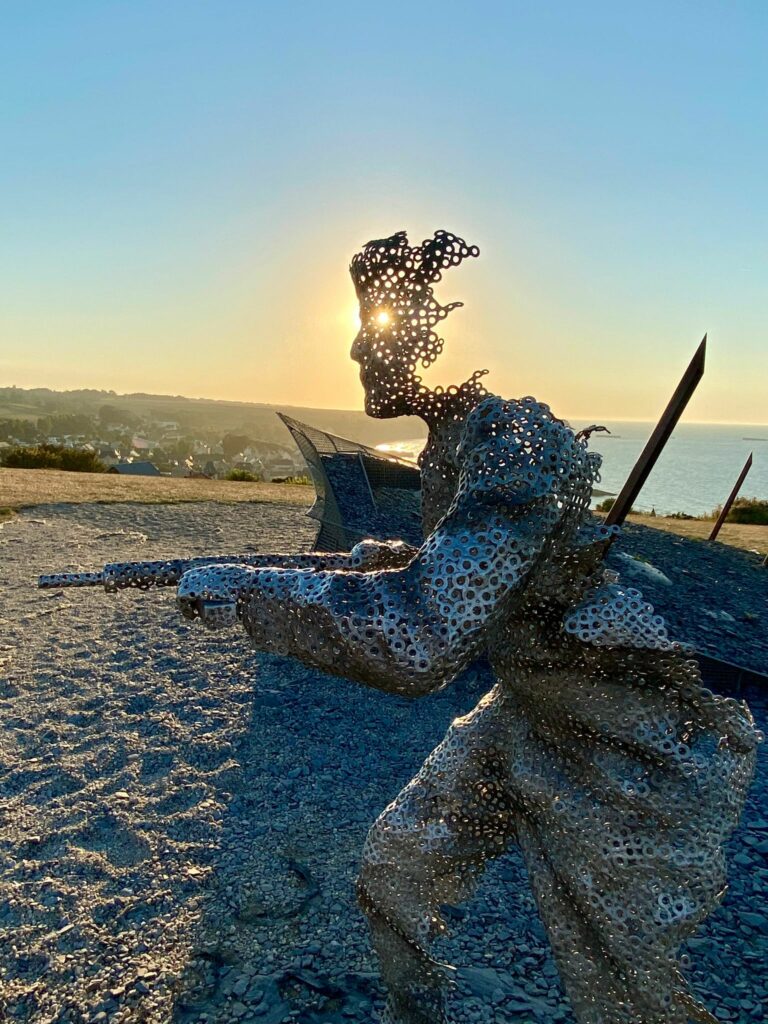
604 335 707 527
708 452 753 542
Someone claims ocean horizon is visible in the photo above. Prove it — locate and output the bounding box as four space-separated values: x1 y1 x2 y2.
377 421 768 518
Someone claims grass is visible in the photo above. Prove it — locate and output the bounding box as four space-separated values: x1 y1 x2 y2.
710 496 768 526
224 468 260 482
623 512 768 557
596 496 767 555
0 467 314 510
2 443 106 472
0 401 40 420
0 506 15 523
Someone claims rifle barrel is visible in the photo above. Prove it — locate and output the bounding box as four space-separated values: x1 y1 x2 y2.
37 555 262 592
39 571 105 589
604 335 706 528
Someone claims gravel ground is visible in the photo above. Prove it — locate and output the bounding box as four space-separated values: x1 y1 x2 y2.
609 523 768 676
1 503 766 1024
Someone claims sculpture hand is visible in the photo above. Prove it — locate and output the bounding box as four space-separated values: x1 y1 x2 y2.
177 564 258 630
348 538 417 570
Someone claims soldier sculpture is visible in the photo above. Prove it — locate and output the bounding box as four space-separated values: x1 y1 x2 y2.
41 231 761 1024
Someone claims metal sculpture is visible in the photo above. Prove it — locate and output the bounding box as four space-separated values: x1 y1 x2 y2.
40 230 761 1024
604 337 706 528
709 452 753 542
277 413 423 550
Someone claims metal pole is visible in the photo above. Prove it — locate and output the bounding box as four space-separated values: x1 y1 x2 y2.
708 452 753 542
605 336 707 528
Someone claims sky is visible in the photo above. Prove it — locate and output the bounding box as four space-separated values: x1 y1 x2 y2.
1 1 766 424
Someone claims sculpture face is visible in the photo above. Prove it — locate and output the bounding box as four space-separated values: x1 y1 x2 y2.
349 230 480 418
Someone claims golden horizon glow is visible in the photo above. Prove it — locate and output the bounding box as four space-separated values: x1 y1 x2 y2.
2 246 766 427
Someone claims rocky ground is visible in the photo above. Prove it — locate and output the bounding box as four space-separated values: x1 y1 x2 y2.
623 512 768 558
607 522 768 676
0 502 766 1024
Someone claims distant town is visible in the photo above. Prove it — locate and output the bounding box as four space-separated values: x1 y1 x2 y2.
2 420 305 481
0 385 426 481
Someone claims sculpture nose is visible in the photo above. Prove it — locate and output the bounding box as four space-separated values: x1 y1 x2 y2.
350 329 365 362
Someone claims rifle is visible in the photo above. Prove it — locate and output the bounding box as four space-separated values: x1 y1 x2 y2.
38 338 706 594
603 337 706 529
38 555 264 593
37 541 411 592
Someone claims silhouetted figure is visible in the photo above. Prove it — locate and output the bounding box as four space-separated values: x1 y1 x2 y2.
43 231 761 1024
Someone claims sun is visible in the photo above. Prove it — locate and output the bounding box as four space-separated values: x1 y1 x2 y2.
343 306 389 331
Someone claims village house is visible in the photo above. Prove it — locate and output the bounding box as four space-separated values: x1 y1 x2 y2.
108 462 162 477
96 445 120 468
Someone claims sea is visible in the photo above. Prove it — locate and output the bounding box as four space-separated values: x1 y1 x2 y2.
377 421 768 518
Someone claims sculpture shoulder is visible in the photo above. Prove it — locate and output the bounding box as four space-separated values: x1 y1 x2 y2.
453 394 599 512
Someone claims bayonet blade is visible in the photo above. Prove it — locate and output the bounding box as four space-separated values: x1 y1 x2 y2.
604 335 707 528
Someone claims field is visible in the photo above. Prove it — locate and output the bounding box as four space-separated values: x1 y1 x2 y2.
624 512 768 556
2 467 766 555
0 467 313 511
0 385 427 448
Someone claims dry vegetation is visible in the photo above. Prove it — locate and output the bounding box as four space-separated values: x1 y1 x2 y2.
624 513 768 556
0 467 313 511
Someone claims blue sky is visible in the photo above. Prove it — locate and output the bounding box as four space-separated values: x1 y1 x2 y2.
1 1 766 422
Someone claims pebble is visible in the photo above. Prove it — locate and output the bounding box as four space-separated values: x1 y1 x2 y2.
742 912 768 934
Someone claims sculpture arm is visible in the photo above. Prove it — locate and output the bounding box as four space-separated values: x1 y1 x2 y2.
224 539 416 573
177 501 559 697
178 397 593 696
38 539 416 591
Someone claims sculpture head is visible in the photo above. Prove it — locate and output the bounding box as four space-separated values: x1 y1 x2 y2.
349 230 480 418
